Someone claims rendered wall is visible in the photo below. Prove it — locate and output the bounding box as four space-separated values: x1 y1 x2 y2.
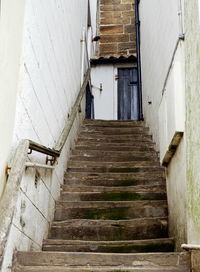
139 0 187 249
140 0 180 145
1 0 96 271
185 0 200 245
0 0 26 198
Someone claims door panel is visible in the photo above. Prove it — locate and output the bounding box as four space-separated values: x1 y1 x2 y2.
118 68 139 121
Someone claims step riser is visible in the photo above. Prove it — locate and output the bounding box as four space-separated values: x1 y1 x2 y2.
43 241 174 253
61 185 166 193
65 172 165 180
75 146 155 152
78 135 152 140
77 139 154 144
72 150 158 157
15 252 189 267
80 131 150 136
54 206 168 220
70 156 158 162
67 168 164 174
14 266 190 272
83 120 145 126
49 219 168 241
60 192 166 201
64 179 165 187
81 126 149 131
68 162 160 168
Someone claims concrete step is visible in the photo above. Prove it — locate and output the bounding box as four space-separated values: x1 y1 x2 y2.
42 238 175 253
68 161 160 169
14 251 190 269
83 119 145 127
61 184 166 193
67 166 165 174
48 217 168 240
59 192 166 202
54 200 168 220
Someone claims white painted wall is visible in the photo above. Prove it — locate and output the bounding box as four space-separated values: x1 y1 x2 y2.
159 41 185 162
1 0 97 270
0 0 26 198
139 0 187 248
140 0 181 146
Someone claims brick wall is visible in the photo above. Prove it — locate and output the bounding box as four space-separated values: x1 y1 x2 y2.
99 0 136 57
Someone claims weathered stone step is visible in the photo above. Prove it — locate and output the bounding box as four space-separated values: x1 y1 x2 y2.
75 145 155 152
77 138 154 144
70 154 158 162
15 251 190 269
43 238 175 253
63 177 165 187
14 265 190 272
48 217 168 240
80 127 149 134
60 186 166 201
61 184 166 193
76 142 155 149
83 119 145 127
72 149 157 157
67 166 164 174
60 190 166 201
65 172 165 179
59 191 166 202
78 134 152 141
68 161 160 169
82 120 146 126
54 201 168 220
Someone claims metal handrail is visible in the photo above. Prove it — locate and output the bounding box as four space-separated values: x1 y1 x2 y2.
29 140 60 158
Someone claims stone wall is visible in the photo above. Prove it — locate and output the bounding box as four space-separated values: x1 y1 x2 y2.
98 0 136 57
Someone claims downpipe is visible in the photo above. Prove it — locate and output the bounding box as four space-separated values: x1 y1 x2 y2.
135 0 143 121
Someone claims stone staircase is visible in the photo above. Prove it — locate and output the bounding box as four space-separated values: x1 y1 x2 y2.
14 120 190 272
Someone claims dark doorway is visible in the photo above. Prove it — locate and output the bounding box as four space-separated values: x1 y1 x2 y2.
118 68 139 120
85 84 94 119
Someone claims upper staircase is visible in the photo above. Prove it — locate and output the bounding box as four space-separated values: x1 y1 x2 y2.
14 120 190 272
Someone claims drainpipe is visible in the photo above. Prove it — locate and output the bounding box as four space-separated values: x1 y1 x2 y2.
135 0 143 121
81 28 86 86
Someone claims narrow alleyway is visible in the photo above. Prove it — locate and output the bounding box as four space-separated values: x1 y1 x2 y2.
13 120 190 271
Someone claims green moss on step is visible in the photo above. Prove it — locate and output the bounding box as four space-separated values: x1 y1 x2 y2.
83 207 130 220
92 192 157 201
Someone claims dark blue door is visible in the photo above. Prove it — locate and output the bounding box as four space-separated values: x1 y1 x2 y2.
118 68 139 120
